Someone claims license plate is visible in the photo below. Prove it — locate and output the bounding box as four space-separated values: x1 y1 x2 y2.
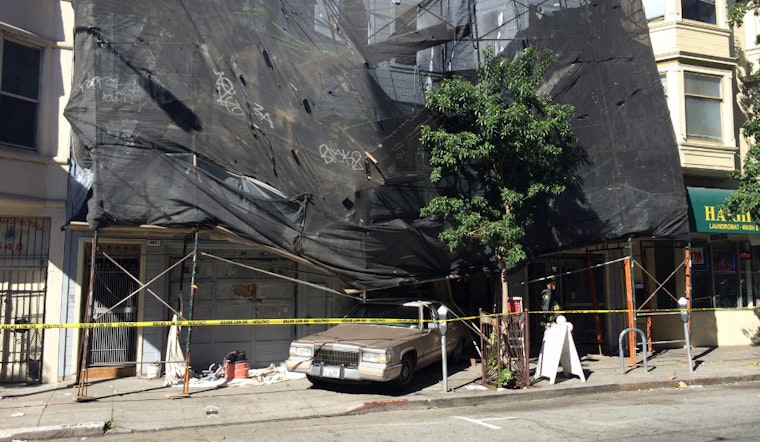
322 365 341 379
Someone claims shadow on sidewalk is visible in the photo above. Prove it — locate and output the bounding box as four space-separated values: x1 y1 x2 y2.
305 360 475 396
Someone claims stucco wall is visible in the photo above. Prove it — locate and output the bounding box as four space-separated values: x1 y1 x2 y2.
652 310 760 347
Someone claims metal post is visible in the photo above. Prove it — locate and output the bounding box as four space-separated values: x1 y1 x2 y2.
438 305 449 392
618 328 648 374
678 296 694 374
682 321 694 374
684 245 693 346
440 333 448 392
586 256 603 355
182 229 200 395
77 229 98 402
624 256 635 367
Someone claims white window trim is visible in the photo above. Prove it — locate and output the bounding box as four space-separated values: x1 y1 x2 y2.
675 66 734 148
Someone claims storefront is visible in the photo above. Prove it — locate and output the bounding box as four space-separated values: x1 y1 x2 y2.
685 187 760 346
687 187 760 309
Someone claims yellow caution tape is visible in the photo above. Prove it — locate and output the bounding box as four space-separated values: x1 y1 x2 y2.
2 305 757 330
0 317 419 330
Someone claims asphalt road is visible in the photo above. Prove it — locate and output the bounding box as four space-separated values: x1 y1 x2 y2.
66 381 760 441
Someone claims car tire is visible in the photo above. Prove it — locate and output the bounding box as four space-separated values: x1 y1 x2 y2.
392 355 415 390
306 375 326 388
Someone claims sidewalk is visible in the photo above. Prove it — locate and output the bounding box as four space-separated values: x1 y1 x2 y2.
1 345 758 441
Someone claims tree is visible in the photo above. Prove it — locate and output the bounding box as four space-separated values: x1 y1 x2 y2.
725 3 760 219
420 47 577 312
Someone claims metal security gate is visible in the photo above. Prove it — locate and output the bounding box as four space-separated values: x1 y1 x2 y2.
83 245 139 365
0 217 50 384
528 254 606 349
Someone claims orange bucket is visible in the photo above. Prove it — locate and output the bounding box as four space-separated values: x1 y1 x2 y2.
234 361 249 379
224 362 235 380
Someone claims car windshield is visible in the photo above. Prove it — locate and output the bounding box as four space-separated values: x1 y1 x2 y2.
345 303 421 328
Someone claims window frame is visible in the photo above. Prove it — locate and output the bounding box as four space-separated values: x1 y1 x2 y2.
642 0 665 21
0 33 43 152
680 0 718 25
683 72 723 143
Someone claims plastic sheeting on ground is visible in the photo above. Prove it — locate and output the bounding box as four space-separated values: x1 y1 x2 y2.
163 314 186 387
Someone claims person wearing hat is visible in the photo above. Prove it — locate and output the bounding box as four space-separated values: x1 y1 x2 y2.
540 277 560 328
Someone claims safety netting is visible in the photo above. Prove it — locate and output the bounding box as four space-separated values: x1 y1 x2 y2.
65 0 688 289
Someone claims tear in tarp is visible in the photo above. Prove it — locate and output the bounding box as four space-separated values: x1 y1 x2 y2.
65 1 688 289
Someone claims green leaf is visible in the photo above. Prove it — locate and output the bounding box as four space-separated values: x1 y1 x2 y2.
419 45 577 265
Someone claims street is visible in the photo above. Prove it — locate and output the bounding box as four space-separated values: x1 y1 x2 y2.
68 381 760 441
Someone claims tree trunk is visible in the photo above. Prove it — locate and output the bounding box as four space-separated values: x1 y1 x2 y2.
498 256 510 314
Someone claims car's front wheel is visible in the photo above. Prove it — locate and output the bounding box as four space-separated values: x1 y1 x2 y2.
392 355 415 390
306 374 326 388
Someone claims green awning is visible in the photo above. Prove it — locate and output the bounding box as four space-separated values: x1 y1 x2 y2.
686 187 760 234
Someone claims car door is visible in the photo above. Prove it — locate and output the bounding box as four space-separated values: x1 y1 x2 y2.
413 304 442 368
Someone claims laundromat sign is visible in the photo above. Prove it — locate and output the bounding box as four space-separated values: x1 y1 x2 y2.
687 187 760 234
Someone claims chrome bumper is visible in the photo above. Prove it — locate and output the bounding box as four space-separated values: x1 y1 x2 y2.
286 357 402 382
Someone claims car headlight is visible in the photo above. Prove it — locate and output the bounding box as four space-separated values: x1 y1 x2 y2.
289 344 313 358
361 349 392 364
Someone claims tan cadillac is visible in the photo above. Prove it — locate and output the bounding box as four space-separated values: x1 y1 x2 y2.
286 299 469 390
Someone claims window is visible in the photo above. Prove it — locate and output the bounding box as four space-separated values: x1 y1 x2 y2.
681 0 716 25
684 73 722 142
0 38 41 150
659 72 669 111
691 241 751 309
642 0 665 20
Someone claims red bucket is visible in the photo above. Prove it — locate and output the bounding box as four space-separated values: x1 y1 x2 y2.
234 361 250 379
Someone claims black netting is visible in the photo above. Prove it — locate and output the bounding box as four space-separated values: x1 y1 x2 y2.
65 1 688 289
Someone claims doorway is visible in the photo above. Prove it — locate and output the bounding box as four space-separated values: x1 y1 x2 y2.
80 244 140 374
0 217 50 384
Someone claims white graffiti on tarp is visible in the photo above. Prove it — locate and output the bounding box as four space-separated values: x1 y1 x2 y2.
214 69 274 129
252 102 274 129
214 69 244 116
319 144 363 170
76 76 148 111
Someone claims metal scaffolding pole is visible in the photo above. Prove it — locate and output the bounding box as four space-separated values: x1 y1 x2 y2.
76 229 98 402
626 238 638 367
182 230 200 395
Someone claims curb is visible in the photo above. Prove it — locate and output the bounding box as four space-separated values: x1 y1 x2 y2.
0 422 107 442
6 375 760 439
341 375 760 416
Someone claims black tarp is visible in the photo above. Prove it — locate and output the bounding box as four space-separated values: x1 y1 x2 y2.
65 0 688 289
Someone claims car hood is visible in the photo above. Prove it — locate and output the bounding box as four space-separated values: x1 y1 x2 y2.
294 324 424 348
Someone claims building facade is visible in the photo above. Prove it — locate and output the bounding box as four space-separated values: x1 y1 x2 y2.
4 1 760 386
526 1 760 349
563 0 760 348
645 0 760 345
489 1 760 351
0 1 74 383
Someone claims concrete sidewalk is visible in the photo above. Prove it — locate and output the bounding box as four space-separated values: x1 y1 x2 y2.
1 345 758 440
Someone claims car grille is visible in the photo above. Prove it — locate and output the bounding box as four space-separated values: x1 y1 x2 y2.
313 347 359 368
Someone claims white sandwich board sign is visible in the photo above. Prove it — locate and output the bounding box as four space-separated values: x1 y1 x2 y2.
535 322 586 384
